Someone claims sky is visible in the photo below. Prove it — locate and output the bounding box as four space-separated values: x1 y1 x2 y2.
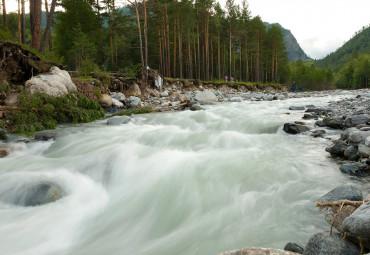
4 0 370 60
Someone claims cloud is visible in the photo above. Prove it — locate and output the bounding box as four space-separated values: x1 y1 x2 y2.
300 37 345 60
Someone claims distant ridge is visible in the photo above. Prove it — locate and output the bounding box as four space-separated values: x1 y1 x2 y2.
264 22 311 62
315 25 370 71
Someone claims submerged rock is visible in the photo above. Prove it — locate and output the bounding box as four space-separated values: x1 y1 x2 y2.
283 123 310 134
107 116 131 125
289 106 305 110
303 232 360 255
340 162 368 177
0 145 13 158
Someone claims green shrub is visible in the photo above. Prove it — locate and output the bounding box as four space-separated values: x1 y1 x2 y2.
7 92 105 136
0 82 10 93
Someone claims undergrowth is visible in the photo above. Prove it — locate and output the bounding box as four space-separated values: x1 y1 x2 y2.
111 106 153 117
6 92 105 135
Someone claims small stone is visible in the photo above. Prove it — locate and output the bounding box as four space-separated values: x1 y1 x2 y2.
34 131 58 141
160 90 169 97
284 243 304 254
358 144 370 157
344 145 359 160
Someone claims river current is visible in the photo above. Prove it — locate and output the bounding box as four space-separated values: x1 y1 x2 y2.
0 94 361 255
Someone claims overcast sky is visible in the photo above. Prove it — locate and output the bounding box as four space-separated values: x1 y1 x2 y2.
4 0 370 59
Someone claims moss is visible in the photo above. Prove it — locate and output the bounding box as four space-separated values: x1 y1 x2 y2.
164 77 177 83
111 106 153 117
183 80 191 87
6 92 105 136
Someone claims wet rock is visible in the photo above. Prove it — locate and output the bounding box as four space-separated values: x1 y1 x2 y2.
125 96 141 108
305 105 316 109
323 116 345 129
325 141 347 157
34 131 58 141
340 162 368 177
344 146 359 160
315 120 326 127
0 145 13 158
343 201 370 238
310 129 326 137
347 131 370 144
345 114 369 128
365 137 370 147
358 144 370 157
318 185 363 203
126 83 141 97
107 116 131 125
25 66 77 96
303 113 318 120
230 97 242 102
283 123 310 134
220 247 300 255
284 243 304 254
303 232 360 255
104 106 121 114
98 94 113 108
289 106 305 110
20 182 63 206
190 105 204 111
0 128 7 140
194 90 218 103
161 90 169 97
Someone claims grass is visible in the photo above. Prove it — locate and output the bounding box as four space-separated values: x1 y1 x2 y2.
6 92 105 136
111 106 153 117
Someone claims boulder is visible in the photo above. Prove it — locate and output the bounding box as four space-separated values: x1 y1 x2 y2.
190 105 204 111
323 117 345 129
283 123 310 134
315 120 326 127
107 116 131 125
127 96 141 108
14 182 63 206
318 185 363 203
98 94 113 108
126 83 141 97
310 129 326 138
289 106 305 110
344 146 359 160
111 98 124 108
303 232 360 255
25 66 77 96
343 201 370 238
220 247 300 255
347 131 370 144
358 144 370 157
345 114 369 127
230 97 242 102
0 128 7 140
366 137 370 147
34 130 58 141
0 145 13 158
340 162 368 177
111 92 125 102
284 243 304 254
325 141 347 157
194 90 218 103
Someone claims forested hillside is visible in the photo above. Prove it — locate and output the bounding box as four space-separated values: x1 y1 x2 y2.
264 22 311 62
316 25 370 71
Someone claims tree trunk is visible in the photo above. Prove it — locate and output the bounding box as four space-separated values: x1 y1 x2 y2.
21 0 26 44
229 25 232 81
197 21 200 79
165 5 171 77
2 0 7 29
188 29 193 79
17 0 21 43
239 36 242 82
218 32 221 80
128 0 144 68
30 0 42 50
143 0 148 69
39 0 56 53
44 0 52 51
173 15 177 78
245 41 249 83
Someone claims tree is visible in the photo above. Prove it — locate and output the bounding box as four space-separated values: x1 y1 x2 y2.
2 0 7 29
39 0 57 52
30 0 42 49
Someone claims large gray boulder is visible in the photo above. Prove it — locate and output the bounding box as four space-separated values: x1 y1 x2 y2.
194 90 218 103
107 116 131 125
25 66 77 96
283 123 310 134
34 130 58 141
325 205 357 233
343 201 370 238
345 114 369 127
303 232 360 255
325 141 347 157
318 185 363 203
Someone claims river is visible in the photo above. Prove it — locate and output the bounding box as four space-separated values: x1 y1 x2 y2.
0 94 361 255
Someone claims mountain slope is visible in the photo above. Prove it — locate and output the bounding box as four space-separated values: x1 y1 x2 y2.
315 25 370 71
264 22 311 62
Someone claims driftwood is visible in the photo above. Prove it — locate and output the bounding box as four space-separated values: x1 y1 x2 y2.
315 199 369 211
154 102 189 112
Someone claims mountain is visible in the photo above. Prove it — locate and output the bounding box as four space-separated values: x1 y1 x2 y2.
264 22 311 62
315 25 370 71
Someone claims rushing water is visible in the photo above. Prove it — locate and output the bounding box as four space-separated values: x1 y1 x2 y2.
0 95 363 255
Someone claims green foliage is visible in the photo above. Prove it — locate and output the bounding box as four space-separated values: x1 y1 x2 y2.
112 107 153 117
7 92 105 135
0 82 11 93
335 54 369 89
0 121 5 128
120 64 142 79
78 58 101 77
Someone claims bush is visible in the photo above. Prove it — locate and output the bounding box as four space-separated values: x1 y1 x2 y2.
7 92 105 135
